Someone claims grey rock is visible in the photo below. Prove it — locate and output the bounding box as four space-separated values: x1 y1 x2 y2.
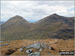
26 49 33 54
19 48 23 52
39 48 43 52
28 52 40 56
19 46 26 52
20 42 52 56
41 43 49 48
48 46 52 50
26 42 52 50
27 42 41 49
28 53 33 56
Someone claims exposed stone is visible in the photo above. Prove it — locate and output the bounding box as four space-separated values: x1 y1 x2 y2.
48 46 52 50
19 42 52 56
41 43 49 48
26 42 52 49
28 53 33 56
19 48 23 52
28 52 40 56
26 49 33 54
39 48 43 52
27 42 41 49
19 47 26 52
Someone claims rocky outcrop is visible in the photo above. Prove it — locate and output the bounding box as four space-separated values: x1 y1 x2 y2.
19 42 54 56
28 52 40 56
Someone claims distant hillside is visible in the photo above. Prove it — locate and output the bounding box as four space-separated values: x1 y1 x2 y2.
1 14 74 41
0 21 4 25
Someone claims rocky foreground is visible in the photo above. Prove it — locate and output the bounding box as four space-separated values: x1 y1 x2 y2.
0 39 74 56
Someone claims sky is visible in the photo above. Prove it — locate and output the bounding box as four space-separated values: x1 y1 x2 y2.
1 0 74 22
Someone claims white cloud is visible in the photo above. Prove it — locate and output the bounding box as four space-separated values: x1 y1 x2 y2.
1 1 74 22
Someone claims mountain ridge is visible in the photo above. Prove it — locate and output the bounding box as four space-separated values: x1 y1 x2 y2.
1 13 74 24
1 13 74 41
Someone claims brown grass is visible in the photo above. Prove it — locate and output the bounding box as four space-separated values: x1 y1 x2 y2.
0 39 74 56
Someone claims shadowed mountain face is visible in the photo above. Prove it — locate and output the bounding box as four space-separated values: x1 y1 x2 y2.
1 14 74 41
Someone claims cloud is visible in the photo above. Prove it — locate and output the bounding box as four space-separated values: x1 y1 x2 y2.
1 1 74 22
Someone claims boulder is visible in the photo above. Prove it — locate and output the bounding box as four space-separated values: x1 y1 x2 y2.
19 48 23 52
19 47 26 52
40 43 49 48
27 42 41 49
26 49 33 54
28 52 40 56
39 48 43 52
48 46 52 50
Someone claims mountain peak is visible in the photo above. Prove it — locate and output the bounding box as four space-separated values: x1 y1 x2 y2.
8 15 28 22
15 15 22 17
4 15 28 26
51 13 59 16
11 15 24 19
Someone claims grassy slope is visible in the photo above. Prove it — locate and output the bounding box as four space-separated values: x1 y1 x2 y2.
1 14 74 41
1 39 74 55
